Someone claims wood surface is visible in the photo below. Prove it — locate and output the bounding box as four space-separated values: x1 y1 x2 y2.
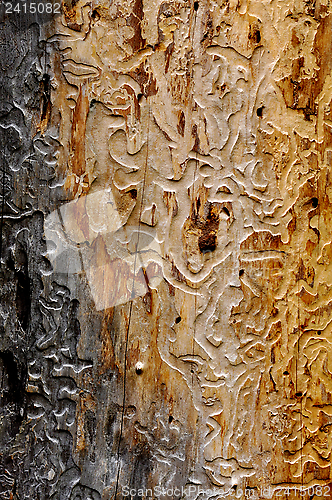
1 0 332 499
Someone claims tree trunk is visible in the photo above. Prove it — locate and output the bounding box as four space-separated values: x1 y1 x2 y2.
1 0 332 498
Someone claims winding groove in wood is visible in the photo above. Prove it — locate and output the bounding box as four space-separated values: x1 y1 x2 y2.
2 1 332 499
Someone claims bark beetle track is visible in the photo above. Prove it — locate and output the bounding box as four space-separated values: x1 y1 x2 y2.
114 106 151 499
0 166 5 261
4 0 332 498
48 0 332 493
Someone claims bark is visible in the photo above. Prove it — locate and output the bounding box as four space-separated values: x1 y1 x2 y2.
1 0 332 499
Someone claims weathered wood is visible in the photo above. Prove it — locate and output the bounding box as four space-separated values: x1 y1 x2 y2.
2 0 332 499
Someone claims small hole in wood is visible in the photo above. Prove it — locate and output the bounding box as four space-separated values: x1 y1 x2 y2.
239 269 244 277
175 316 181 324
311 197 318 208
283 371 289 376
257 106 263 117
295 392 302 397
135 362 143 375
194 1 199 11
169 415 173 423
222 206 230 217
129 188 137 200
91 9 100 20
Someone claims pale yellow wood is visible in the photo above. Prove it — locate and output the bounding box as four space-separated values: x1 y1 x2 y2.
39 0 332 498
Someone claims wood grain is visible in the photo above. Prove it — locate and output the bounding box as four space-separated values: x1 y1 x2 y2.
2 1 332 499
